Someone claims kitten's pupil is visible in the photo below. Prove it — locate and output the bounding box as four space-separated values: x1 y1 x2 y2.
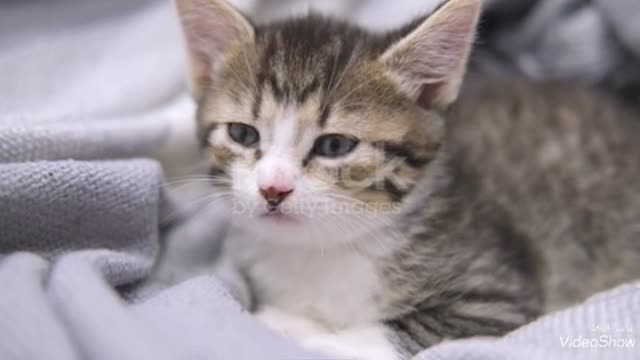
329 138 341 153
228 123 259 147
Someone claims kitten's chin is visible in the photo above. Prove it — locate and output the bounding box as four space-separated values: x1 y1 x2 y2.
231 212 308 237
231 212 386 248
257 211 300 225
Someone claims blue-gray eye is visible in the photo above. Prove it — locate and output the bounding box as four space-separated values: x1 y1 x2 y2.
314 134 359 158
228 123 259 147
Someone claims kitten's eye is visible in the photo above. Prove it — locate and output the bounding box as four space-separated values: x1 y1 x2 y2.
228 123 259 147
314 134 359 158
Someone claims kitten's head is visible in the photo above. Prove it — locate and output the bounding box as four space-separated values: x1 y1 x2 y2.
176 0 480 246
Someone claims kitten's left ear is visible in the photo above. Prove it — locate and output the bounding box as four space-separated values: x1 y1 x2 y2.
175 0 255 100
380 0 481 110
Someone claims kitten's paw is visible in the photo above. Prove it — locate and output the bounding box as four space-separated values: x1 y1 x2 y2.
254 310 400 360
255 307 327 340
302 335 360 359
302 326 401 360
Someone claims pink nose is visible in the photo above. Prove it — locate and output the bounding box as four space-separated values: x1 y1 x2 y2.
259 186 293 209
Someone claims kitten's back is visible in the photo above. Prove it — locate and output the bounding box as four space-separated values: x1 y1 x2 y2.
449 77 640 311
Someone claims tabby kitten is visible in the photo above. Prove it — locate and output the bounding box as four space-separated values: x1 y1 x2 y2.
175 0 640 359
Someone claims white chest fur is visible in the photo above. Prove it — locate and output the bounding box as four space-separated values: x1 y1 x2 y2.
228 233 388 329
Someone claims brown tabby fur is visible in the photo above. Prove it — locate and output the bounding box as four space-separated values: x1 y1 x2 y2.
176 0 640 357
385 77 640 353
452 77 640 311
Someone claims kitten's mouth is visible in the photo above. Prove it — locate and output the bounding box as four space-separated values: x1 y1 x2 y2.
259 208 298 224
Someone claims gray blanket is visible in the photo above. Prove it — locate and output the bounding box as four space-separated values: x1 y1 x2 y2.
1 0 638 359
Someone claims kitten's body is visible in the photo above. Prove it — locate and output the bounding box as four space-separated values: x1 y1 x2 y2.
227 78 640 357
451 78 640 312
175 0 640 358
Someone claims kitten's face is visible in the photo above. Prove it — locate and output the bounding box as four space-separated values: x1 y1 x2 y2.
199 28 443 244
176 0 480 246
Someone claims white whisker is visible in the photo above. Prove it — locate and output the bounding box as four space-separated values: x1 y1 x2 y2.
161 192 234 224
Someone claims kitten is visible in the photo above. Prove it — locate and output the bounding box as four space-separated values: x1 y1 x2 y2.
175 0 640 359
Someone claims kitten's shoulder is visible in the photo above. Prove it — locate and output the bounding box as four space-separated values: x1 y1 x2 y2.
448 75 640 152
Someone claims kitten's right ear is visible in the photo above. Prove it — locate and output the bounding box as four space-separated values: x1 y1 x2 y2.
380 0 481 110
175 0 255 100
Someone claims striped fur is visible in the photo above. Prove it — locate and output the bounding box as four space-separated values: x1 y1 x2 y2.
176 0 640 358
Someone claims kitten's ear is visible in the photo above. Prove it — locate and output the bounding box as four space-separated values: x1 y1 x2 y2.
175 0 255 100
380 0 481 110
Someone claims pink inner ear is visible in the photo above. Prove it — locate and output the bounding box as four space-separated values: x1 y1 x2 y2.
182 15 226 67
380 0 481 109
191 51 213 89
417 83 443 110
176 0 254 97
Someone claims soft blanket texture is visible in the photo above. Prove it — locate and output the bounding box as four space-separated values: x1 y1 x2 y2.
0 0 638 359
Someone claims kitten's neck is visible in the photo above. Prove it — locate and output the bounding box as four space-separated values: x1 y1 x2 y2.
396 146 461 229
